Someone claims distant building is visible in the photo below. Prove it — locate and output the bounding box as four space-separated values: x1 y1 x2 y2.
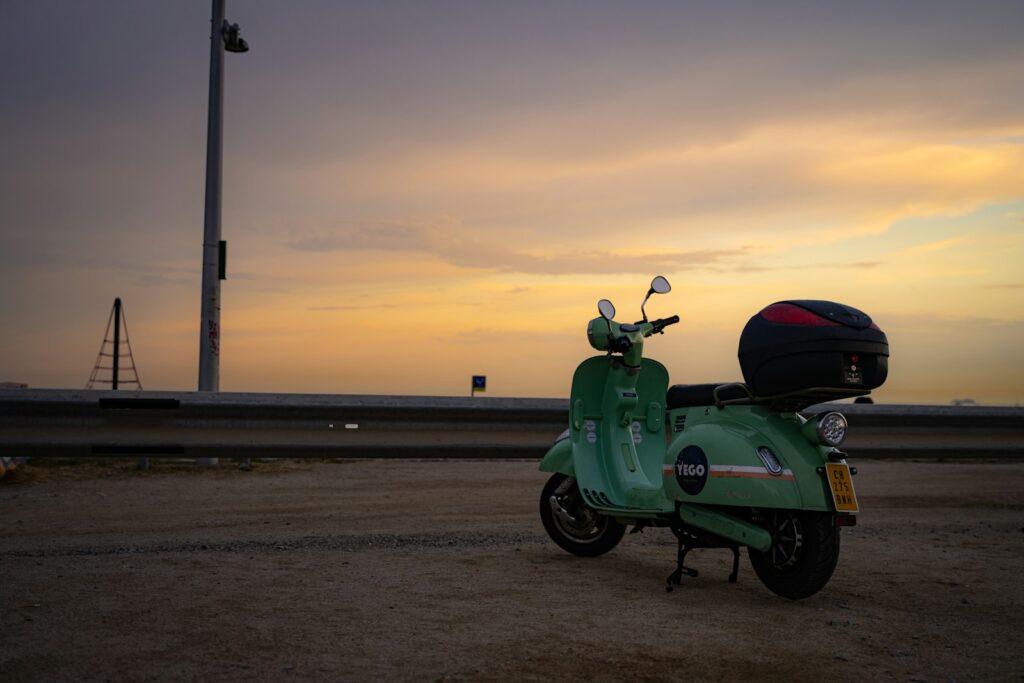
0 382 28 389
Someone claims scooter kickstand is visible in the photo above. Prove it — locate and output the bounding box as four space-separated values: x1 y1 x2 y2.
728 545 740 584
665 542 700 593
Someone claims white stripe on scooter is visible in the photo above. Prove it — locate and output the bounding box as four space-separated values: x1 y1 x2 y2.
662 464 795 480
710 465 795 480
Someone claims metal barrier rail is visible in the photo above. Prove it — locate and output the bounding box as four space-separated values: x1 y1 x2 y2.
1 389 1022 460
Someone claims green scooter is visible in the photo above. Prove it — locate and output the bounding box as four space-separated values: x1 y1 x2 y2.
539 276 889 598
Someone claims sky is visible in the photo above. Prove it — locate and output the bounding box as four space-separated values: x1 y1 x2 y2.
1 1 1022 404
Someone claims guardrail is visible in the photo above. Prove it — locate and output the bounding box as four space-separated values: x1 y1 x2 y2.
1 389 1022 460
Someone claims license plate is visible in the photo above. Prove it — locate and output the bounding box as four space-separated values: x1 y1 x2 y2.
825 463 859 513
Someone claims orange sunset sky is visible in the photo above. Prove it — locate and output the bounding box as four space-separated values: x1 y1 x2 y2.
1 2 1022 404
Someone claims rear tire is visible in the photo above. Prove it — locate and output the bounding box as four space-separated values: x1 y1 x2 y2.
540 473 625 557
748 510 840 599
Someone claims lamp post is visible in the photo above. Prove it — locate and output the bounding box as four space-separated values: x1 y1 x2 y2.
198 0 248 394
197 0 247 467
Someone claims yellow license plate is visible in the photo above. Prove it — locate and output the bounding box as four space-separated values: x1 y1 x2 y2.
826 463 859 513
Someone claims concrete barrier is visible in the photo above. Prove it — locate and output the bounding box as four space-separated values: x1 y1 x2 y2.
0 389 1021 460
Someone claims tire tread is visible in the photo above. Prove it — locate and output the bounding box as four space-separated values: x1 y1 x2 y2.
539 473 625 557
748 511 840 600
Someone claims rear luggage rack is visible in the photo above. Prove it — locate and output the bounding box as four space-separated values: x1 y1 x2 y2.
713 385 870 412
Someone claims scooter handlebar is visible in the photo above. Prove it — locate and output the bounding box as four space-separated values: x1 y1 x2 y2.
647 315 680 335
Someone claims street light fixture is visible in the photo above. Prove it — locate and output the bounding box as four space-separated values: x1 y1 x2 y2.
223 22 249 53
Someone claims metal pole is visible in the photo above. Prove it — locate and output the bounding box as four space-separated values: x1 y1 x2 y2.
197 0 227 466
112 298 121 390
199 0 225 394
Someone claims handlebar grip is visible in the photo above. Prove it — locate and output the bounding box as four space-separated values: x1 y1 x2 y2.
647 315 680 336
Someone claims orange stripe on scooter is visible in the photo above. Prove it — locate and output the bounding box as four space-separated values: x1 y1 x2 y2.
710 465 796 480
663 464 795 481
710 470 795 481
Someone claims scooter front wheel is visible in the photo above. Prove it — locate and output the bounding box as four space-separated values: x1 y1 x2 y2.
540 473 626 557
748 510 840 600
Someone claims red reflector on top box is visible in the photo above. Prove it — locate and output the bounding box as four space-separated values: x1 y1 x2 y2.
759 302 841 326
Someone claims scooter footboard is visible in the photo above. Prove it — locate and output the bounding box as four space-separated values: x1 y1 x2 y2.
677 503 772 552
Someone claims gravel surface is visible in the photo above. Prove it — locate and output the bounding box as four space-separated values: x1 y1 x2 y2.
2 459 1023 682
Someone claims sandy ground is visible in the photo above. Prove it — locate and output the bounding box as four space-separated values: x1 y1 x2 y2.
1 458 1023 682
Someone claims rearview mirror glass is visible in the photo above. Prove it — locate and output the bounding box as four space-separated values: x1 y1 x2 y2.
598 299 616 320
651 276 671 294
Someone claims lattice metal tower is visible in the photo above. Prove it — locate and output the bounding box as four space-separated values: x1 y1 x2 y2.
86 298 143 390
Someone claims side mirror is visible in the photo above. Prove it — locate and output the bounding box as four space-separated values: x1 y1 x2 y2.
640 275 671 322
598 299 616 320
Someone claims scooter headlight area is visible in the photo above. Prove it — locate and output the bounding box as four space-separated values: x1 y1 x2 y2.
803 411 848 447
587 317 613 351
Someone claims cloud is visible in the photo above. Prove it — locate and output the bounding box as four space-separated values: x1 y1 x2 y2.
894 238 964 257
288 217 750 275
876 312 1024 328
831 261 884 269
435 327 579 346
307 304 400 312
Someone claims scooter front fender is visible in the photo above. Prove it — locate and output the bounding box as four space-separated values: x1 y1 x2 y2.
538 429 574 476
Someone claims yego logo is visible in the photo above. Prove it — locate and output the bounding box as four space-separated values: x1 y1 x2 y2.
677 462 705 477
674 445 709 495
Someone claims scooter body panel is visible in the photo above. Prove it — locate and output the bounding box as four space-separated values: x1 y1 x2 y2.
563 356 673 514
538 431 573 476
664 405 834 511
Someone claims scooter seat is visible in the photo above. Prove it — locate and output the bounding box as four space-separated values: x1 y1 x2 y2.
666 383 751 409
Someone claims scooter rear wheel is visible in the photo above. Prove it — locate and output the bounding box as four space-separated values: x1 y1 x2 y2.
540 473 626 557
748 509 840 600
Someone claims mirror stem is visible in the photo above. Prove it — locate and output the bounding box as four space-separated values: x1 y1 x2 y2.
640 288 654 323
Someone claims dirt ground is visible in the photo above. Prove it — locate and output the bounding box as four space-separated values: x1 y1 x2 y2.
1 458 1023 682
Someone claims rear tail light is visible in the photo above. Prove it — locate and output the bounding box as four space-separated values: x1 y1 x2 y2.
835 514 858 527
759 303 839 326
